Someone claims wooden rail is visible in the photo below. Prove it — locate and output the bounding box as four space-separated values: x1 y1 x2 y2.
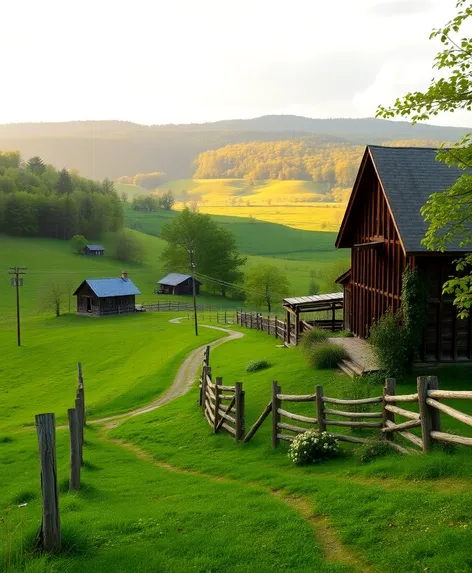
198 346 245 441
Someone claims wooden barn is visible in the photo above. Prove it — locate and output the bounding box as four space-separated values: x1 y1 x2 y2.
157 273 202 295
336 145 472 363
73 272 141 316
83 244 105 256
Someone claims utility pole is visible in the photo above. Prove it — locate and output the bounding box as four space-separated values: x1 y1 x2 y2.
188 246 198 336
8 266 27 347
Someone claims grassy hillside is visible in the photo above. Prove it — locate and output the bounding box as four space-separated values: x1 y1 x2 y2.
156 178 331 205
123 204 345 257
115 182 150 200
0 116 468 180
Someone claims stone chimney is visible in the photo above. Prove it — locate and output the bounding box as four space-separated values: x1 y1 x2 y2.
121 271 128 281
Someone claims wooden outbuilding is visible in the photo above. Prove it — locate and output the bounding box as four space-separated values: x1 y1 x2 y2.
73 272 141 316
157 273 202 295
336 145 472 362
83 244 105 256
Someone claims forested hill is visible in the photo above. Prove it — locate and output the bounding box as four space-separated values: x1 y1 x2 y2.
0 116 468 181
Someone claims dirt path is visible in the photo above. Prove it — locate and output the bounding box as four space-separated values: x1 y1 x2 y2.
86 320 243 426
111 438 373 573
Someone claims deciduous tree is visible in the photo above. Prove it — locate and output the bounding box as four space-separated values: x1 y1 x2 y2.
160 208 246 297
244 265 290 312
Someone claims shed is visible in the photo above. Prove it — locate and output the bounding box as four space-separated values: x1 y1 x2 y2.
283 293 344 345
157 273 202 295
83 244 105 256
73 272 141 316
336 145 472 362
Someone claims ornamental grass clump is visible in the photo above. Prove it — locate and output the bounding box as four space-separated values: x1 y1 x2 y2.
288 430 339 465
301 328 328 350
306 342 348 369
246 359 270 372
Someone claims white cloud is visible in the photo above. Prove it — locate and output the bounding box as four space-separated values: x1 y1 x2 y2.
0 0 468 127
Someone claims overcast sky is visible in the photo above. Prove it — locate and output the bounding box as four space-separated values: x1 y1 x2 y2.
1 0 469 127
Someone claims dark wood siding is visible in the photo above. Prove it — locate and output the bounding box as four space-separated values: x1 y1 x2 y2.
417 257 472 361
349 159 405 338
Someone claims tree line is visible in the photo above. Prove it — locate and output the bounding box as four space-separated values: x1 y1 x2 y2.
0 152 123 239
193 138 444 200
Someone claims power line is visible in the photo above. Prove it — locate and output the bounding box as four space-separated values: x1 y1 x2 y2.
8 266 27 347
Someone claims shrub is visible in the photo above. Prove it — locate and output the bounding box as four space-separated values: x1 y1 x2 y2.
336 330 353 338
357 440 397 463
301 328 328 349
306 342 348 369
246 359 270 372
288 430 339 465
369 309 409 379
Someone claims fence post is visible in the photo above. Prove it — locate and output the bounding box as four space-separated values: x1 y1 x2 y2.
35 413 61 553
428 375 441 434
418 376 435 452
68 408 81 491
272 381 281 448
75 396 84 465
274 315 278 339
383 378 396 442
225 310 227 324
77 362 85 425
214 377 222 433
250 313 253 329
235 382 245 441
199 365 207 407
315 386 326 432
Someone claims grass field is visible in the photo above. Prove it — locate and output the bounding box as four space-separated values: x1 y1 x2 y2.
3 315 472 573
151 178 347 232
114 182 150 200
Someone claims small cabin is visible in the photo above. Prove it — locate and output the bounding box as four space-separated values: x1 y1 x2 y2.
157 273 202 295
73 272 141 316
83 244 105 256
336 145 472 362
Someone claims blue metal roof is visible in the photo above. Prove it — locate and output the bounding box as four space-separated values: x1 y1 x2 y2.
81 278 141 298
85 244 105 251
158 273 199 286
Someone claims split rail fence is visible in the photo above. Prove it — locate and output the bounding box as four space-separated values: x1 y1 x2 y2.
238 376 472 454
35 363 86 554
199 346 245 441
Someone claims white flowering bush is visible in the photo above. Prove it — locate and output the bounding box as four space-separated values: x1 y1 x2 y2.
288 430 339 465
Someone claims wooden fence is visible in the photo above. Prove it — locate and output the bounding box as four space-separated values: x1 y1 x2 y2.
199 346 245 441
242 376 472 454
143 301 217 313
235 311 343 343
35 363 86 553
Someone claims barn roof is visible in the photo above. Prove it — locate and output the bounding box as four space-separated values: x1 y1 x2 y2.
85 244 105 251
158 273 202 286
73 278 141 298
336 145 471 253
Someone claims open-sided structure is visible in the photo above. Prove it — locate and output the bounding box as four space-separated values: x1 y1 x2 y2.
283 292 344 345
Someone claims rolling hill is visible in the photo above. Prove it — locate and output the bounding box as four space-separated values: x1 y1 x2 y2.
0 116 468 180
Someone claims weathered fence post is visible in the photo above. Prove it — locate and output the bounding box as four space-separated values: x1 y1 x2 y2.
214 377 222 433
418 376 435 452
272 381 281 448
75 396 84 466
77 362 85 424
250 313 253 330
428 375 441 434
274 315 278 339
235 382 245 441
68 408 81 491
205 345 210 366
35 413 61 553
200 365 207 408
383 378 396 442
315 385 326 432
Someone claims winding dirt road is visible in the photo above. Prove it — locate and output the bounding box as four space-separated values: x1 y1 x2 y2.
87 319 243 426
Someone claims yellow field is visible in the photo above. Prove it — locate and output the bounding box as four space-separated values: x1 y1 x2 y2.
154 178 347 231
178 203 345 232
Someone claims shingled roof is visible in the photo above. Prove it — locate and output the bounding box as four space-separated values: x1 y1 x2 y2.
337 145 470 253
